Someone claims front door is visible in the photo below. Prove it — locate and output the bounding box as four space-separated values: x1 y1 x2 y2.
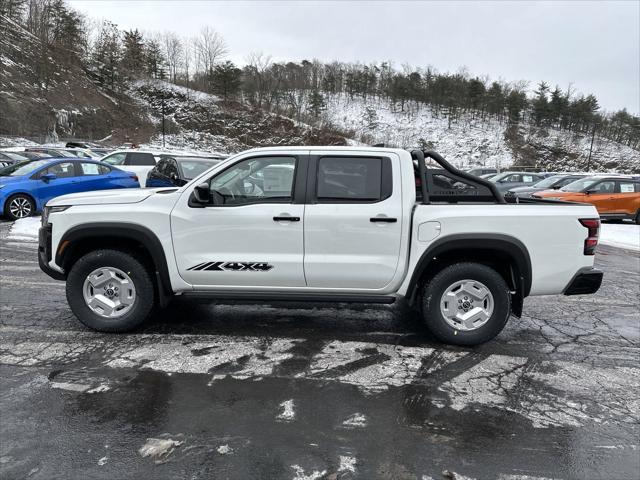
33 161 83 205
303 152 403 290
171 153 307 288
586 179 617 213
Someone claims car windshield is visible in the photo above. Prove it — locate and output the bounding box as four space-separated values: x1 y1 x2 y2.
533 175 566 188
0 160 50 176
178 159 221 179
560 178 598 192
489 173 509 182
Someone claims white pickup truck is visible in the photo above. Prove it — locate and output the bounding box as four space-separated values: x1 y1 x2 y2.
39 147 603 346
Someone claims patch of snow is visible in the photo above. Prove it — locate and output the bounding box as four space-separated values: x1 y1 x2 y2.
138 437 184 461
277 399 296 421
342 412 367 428
290 465 327 480
599 223 640 251
97 456 108 466
338 455 357 473
216 444 232 455
7 217 40 242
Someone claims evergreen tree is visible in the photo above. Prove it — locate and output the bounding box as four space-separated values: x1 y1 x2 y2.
532 81 550 126
210 60 241 101
144 39 166 79
308 89 326 118
121 29 145 76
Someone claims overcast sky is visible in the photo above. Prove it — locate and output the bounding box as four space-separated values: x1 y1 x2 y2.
68 0 639 113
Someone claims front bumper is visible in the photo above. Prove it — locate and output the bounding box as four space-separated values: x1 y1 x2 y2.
38 225 65 281
563 268 603 295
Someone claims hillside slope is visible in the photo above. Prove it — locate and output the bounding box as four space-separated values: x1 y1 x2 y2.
0 15 153 143
321 94 640 173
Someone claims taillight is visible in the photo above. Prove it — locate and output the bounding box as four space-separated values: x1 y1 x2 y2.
131 175 139 182
579 218 600 255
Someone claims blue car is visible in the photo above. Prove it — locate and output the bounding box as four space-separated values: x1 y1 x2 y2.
0 158 139 220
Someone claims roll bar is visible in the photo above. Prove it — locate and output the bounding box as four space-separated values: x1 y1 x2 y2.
410 149 506 204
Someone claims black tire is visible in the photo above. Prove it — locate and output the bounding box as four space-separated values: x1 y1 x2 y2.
635 210 640 225
4 193 35 220
421 262 511 346
66 249 156 332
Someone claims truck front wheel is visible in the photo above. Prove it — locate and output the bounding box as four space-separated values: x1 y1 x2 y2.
66 249 156 332
421 262 511 346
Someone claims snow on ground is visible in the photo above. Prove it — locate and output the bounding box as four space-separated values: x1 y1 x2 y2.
7 216 40 242
600 223 640 252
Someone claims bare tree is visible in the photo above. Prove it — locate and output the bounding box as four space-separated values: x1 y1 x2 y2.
193 26 227 78
160 30 183 82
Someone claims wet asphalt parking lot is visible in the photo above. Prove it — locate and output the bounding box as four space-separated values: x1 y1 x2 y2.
0 219 638 480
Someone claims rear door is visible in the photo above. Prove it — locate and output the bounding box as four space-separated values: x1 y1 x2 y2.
304 151 403 290
613 180 640 214
75 162 114 192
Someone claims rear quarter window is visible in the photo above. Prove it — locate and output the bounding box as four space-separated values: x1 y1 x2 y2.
127 153 156 166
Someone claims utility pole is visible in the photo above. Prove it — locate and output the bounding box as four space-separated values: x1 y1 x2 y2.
587 123 597 172
161 96 166 148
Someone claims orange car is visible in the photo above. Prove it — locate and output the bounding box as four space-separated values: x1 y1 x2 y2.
535 176 640 224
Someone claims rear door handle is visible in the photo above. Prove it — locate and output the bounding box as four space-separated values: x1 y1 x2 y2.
370 217 397 223
273 216 300 222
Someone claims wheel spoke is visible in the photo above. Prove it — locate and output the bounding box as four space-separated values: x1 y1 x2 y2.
463 281 490 302
88 269 115 290
88 296 115 317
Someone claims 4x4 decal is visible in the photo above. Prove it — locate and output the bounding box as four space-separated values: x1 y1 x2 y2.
187 261 274 272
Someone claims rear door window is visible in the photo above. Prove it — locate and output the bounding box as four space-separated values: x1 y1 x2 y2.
592 181 615 193
316 157 390 202
617 181 636 193
127 153 156 166
79 163 110 175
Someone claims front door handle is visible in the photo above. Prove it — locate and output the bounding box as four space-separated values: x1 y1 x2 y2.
273 216 300 222
370 217 397 223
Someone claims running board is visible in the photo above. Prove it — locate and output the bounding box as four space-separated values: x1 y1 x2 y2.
182 291 397 304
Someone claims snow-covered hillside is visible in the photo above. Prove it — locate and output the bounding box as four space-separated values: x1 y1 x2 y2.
130 80 347 153
321 94 640 172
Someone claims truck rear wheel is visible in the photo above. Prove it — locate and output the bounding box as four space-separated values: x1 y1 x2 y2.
421 262 511 346
66 249 156 332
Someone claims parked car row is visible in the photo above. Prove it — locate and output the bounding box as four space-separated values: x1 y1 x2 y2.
0 158 139 220
0 148 228 220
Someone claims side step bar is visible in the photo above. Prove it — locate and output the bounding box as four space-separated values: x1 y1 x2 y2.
182 291 397 304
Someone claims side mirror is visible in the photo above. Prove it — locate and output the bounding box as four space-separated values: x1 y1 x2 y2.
552 185 561 189
41 173 57 182
585 189 596 195
192 183 210 204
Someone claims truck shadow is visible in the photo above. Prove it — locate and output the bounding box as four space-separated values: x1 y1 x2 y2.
143 297 438 347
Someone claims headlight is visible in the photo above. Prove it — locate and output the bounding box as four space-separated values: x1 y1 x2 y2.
42 205 70 225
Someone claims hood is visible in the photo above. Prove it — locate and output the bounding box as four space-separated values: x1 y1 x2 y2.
508 186 540 194
534 189 583 198
46 188 177 207
0 175 25 185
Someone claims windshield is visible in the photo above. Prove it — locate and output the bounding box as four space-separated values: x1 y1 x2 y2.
179 159 221 179
561 178 598 192
533 175 565 188
489 173 509 182
0 160 50 176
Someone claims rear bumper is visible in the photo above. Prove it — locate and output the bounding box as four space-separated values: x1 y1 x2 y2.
563 268 603 295
38 225 65 281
